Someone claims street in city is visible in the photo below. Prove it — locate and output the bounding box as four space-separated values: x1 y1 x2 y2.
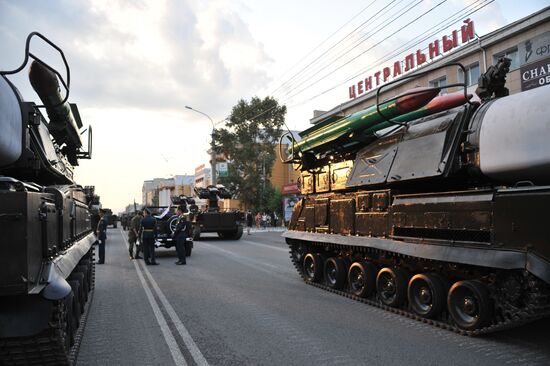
77 228 550 366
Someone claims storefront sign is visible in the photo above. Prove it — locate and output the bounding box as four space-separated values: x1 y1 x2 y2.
216 162 228 177
520 57 550 91
348 19 475 100
518 31 550 66
282 182 300 194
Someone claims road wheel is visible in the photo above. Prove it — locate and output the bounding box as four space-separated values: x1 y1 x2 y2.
64 293 75 348
232 226 243 240
408 273 446 318
303 253 323 283
76 265 90 301
376 267 409 307
68 281 81 330
217 231 227 239
69 273 86 314
324 257 347 289
193 226 201 241
348 262 376 297
448 280 492 330
291 243 306 264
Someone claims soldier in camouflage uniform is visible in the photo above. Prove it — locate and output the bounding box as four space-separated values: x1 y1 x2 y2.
128 211 143 259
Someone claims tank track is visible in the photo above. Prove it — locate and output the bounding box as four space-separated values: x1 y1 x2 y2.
0 249 95 365
288 240 550 336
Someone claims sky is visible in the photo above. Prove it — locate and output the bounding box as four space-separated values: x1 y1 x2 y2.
0 0 548 212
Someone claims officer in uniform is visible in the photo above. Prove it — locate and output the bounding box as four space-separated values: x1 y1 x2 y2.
97 209 108 264
140 208 158 265
172 205 189 265
128 211 143 259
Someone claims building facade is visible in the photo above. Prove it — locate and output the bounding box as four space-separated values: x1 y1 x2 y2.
311 7 550 126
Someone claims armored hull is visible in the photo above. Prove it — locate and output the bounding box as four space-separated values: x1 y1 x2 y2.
0 33 95 364
191 185 244 240
283 77 550 334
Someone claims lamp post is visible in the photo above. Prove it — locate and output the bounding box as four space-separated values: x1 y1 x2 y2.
185 106 217 186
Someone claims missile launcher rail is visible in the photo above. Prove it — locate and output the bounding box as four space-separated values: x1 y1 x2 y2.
282 60 550 334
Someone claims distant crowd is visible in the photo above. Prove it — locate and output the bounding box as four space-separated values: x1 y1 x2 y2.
245 210 281 234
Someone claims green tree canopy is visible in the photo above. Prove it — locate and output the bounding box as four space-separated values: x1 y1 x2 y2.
215 96 286 211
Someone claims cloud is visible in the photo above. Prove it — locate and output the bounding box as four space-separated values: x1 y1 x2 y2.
0 0 274 211
0 0 273 118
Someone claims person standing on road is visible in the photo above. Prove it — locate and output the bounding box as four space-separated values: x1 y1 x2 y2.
97 209 108 264
128 211 143 260
246 210 253 235
140 208 158 265
172 205 189 265
255 212 261 228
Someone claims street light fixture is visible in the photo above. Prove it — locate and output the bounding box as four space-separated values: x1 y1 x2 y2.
185 105 217 186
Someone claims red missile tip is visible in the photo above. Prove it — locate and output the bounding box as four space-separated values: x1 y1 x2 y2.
395 87 441 113
425 92 472 112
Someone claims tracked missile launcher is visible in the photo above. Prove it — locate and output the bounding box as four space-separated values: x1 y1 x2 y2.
0 33 95 364
281 60 550 334
191 185 244 240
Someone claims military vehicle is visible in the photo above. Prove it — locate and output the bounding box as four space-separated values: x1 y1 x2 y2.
149 195 194 256
103 208 117 228
0 33 95 364
281 60 550 335
191 185 244 240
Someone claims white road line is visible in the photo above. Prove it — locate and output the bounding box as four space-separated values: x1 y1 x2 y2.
140 261 210 366
120 230 210 366
120 232 188 366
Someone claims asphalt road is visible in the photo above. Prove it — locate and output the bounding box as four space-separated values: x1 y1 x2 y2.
77 227 550 366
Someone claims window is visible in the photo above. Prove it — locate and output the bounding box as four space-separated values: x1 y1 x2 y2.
458 62 480 87
493 47 519 70
429 76 447 94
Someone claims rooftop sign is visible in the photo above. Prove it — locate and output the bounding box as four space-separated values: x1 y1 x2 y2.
348 19 475 100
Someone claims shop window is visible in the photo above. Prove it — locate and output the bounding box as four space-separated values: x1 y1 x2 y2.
458 62 480 87
493 47 519 70
429 76 447 94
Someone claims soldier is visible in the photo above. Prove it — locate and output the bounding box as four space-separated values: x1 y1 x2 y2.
140 208 158 265
97 209 108 264
172 205 189 265
128 211 143 260
246 210 253 235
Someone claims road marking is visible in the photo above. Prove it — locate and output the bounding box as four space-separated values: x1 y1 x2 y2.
120 230 210 366
240 239 289 252
120 232 188 366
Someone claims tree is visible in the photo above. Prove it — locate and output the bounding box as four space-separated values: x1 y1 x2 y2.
215 96 286 211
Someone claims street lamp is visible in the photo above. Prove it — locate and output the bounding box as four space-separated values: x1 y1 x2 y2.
185 105 217 186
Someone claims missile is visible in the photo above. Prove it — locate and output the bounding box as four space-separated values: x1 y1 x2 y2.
294 87 440 154
361 92 473 136
29 61 82 152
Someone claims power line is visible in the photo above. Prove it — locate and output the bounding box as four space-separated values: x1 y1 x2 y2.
272 0 407 98
287 0 494 107
217 0 494 127
270 0 380 95
282 0 448 102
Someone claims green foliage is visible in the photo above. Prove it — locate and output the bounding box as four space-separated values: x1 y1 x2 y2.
265 187 283 215
215 96 286 210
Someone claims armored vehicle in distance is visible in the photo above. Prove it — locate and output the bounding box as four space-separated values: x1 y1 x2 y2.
191 185 244 240
0 33 95 364
282 60 550 335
